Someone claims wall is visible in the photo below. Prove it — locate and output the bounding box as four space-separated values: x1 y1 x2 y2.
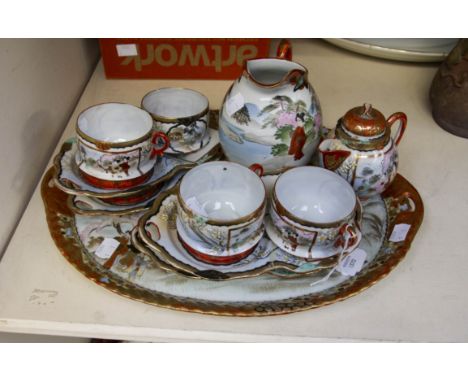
0 39 100 256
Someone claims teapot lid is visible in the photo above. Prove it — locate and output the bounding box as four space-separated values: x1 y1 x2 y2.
337 103 391 151
342 103 387 137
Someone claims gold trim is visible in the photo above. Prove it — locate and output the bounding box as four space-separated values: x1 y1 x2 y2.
177 191 266 227
76 102 153 149
270 202 363 262
137 188 335 281
53 141 196 199
76 137 147 154
42 168 424 316
141 88 209 124
243 58 309 89
272 176 358 229
177 163 267 226
336 124 391 151
67 194 152 216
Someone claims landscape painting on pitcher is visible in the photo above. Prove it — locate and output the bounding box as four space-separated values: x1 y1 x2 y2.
219 94 321 173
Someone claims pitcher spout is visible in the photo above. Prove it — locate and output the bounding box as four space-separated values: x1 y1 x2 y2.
244 58 309 90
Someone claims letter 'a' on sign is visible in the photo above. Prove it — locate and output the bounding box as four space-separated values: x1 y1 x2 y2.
100 38 271 79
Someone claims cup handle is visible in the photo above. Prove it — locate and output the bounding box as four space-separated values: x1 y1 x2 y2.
276 39 292 61
336 223 360 253
386 112 407 146
249 163 264 177
150 131 170 159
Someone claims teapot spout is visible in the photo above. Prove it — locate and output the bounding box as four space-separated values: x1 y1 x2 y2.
318 139 352 171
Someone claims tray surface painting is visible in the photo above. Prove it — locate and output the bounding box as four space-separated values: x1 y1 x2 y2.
41 165 423 316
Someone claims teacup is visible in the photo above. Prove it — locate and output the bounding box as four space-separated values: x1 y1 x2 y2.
75 103 169 190
177 161 266 265
270 166 361 256
142 88 210 154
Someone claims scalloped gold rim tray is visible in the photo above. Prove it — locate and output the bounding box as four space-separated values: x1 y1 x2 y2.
41 163 423 316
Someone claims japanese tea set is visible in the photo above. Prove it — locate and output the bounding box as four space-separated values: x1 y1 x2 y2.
54 42 408 281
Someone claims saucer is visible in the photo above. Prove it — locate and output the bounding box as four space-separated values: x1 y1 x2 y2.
68 172 185 215
136 191 340 281
175 216 265 265
164 127 212 155
264 214 360 260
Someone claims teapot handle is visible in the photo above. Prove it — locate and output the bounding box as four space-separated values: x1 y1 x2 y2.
386 112 407 146
276 39 292 61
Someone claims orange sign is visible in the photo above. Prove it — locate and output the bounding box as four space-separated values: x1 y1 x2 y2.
100 38 272 79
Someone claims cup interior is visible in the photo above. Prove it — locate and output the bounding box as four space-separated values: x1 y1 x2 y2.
274 167 356 224
77 103 153 143
142 88 208 119
179 162 265 222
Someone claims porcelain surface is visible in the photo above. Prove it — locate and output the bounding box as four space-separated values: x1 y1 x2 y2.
54 130 221 202
175 216 265 259
268 166 361 254
68 172 185 216
142 88 209 154
219 57 322 174
274 166 356 224
177 162 266 258
264 214 361 260
319 138 398 198
42 166 424 315
137 193 365 280
267 205 362 259
319 105 406 198
76 103 168 187
325 38 458 62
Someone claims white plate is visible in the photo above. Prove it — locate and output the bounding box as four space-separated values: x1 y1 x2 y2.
324 38 458 62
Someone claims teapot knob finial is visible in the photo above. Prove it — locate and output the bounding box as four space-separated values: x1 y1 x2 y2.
363 103 373 116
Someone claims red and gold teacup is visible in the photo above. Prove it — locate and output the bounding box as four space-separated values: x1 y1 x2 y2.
270 166 362 257
75 103 169 190
176 161 266 265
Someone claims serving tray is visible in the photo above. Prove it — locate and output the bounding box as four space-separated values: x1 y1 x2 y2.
41 163 423 316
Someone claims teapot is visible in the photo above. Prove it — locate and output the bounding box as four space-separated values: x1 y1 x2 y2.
318 103 407 198
218 40 322 175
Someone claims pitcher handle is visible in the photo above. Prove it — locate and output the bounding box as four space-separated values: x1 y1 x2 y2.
276 39 292 61
249 163 264 177
386 112 407 146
